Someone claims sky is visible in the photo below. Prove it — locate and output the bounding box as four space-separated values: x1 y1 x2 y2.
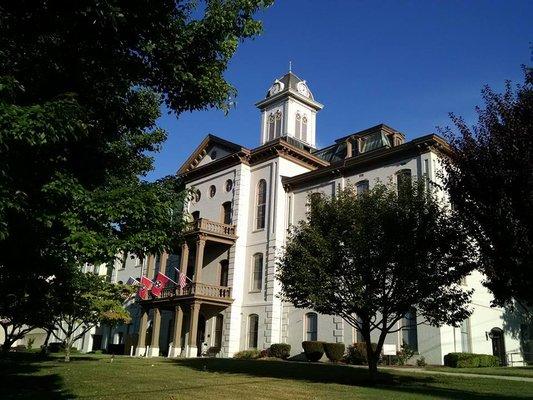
147 0 533 181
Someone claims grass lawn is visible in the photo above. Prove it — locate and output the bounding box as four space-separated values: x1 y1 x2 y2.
1 353 532 400
425 365 533 378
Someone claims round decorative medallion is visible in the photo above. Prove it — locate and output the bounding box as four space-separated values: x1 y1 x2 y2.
297 81 309 97
194 189 201 202
225 179 233 192
209 185 216 198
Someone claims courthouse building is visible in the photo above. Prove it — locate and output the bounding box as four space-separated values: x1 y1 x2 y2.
49 71 526 365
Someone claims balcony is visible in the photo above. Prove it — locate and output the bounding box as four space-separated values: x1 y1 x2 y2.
147 282 233 306
183 218 237 244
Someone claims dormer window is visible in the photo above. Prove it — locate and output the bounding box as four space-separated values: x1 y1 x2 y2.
268 110 282 141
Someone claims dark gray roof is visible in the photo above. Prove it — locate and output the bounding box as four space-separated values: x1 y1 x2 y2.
265 71 314 100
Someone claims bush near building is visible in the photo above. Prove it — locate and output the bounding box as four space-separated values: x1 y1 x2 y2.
443 352 500 368
233 350 262 359
302 341 325 362
269 343 291 359
324 342 345 362
345 342 378 365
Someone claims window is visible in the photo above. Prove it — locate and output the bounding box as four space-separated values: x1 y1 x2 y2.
221 201 232 224
209 185 216 198
397 169 412 194
402 308 418 352
214 314 224 348
251 253 263 291
225 179 233 192
356 180 369 195
295 113 308 142
194 189 201 202
191 211 200 220
295 113 301 139
267 110 282 141
248 314 259 349
219 260 229 287
211 150 217 160
305 313 318 341
302 115 308 142
255 179 267 229
461 319 471 352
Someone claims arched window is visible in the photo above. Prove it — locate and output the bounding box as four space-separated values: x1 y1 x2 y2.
402 307 418 351
248 314 259 349
305 312 318 341
301 115 308 142
221 201 232 225
251 253 263 291
267 110 282 141
219 260 229 287
295 113 308 142
295 113 301 140
255 180 267 229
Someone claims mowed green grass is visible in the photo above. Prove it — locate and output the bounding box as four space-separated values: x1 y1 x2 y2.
1 353 532 400
425 365 533 378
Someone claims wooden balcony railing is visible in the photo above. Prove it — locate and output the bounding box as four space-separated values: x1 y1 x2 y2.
184 218 236 239
158 282 232 302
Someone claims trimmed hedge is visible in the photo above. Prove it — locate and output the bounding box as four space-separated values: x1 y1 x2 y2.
345 342 378 365
324 342 345 362
233 349 261 359
443 352 500 368
269 343 291 359
302 341 325 362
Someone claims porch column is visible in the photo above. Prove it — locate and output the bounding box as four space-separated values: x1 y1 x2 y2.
135 307 148 356
148 308 161 357
193 237 206 283
187 302 201 357
169 305 183 357
146 254 156 280
159 251 169 274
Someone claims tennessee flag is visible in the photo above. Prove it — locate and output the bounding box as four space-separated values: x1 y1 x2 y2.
138 276 153 300
151 272 170 297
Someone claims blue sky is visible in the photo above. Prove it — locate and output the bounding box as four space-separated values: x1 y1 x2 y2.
147 0 533 181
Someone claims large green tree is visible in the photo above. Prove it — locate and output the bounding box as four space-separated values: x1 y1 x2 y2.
0 0 271 339
277 183 476 381
441 70 533 310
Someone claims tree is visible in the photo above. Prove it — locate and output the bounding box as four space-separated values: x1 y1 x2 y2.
0 1 271 328
277 182 476 382
441 69 533 310
49 269 133 362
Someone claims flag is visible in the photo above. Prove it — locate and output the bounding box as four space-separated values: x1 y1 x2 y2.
151 272 170 297
138 276 153 300
174 267 190 289
126 276 140 286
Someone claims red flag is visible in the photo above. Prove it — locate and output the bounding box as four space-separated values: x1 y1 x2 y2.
151 272 170 297
138 276 153 300
178 272 187 289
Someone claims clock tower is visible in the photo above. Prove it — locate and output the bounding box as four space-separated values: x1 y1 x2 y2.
255 71 323 148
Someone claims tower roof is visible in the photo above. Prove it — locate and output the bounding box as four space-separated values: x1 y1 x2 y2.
265 71 315 100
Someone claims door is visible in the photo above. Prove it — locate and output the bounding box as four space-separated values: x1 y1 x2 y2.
197 314 206 356
219 260 229 287
490 327 507 366
214 314 224 349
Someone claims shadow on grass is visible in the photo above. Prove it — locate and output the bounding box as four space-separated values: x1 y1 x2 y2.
0 353 79 399
172 358 531 400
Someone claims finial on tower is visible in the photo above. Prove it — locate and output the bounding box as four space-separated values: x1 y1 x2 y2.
289 60 292 72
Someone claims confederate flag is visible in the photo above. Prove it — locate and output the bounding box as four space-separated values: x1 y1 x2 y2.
138 276 153 300
150 272 171 297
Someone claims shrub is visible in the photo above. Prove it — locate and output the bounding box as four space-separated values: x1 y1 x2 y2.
233 349 261 360
416 356 427 367
27 338 35 351
259 349 269 358
48 342 63 353
397 342 416 365
443 352 500 368
302 341 325 362
324 342 345 362
345 342 378 365
269 343 291 359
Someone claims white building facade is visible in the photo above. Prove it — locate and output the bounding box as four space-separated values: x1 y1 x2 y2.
67 72 525 365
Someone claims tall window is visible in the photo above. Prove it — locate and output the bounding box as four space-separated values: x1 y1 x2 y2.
251 253 263 291
402 308 418 352
295 113 308 142
219 260 229 287
461 319 471 352
248 314 259 349
397 169 412 194
305 313 318 341
301 115 308 142
221 201 232 224
214 314 224 348
356 180 369 195
255 180 267 229
268 110 282 141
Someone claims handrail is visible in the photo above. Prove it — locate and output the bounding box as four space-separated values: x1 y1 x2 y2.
158 282 232 301
184 218 236 237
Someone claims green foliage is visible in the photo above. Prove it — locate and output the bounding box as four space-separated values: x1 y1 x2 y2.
302 341 325 362
278 183 476 379
233 349 261 359
0 0 271 336
443 352 500 368
345 342 378 365
323 342 345 362
26 338 35 351
269 343 291 359
397 342 416 366
441 70 533 308
416 356 427 367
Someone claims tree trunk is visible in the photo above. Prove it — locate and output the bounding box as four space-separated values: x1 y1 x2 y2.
64 341 71 362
